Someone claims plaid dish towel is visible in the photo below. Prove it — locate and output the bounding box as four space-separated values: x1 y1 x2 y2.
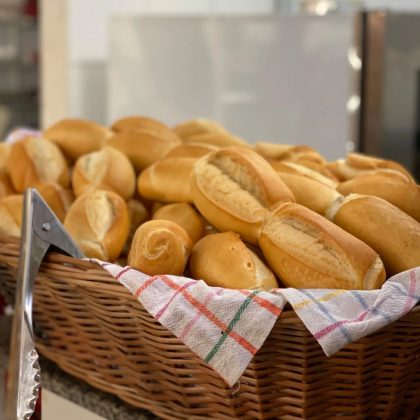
94 260 420 387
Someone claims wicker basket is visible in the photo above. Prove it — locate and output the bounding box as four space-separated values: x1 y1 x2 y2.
0 236 419 420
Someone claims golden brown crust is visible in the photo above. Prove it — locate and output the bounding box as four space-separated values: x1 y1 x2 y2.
8 137 69 192
44 119 113 160
107 130 181 172
72 146 136 200
337 171 420 222
37 183 74 222
259 202 386 289
153 203 204 244
189 232 278 290
128 220 192 276
328 194 420 275
0 194 23 238
327 153 415 182
0 173 15 199
174 119 228 140
276 172 342 215
183 132 247 148
164 143 218 159
0 143 11 175
64 189 129 261
191 147 295 244
138 157 196 203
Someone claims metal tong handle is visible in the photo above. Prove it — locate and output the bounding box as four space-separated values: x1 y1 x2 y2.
5 189 83 420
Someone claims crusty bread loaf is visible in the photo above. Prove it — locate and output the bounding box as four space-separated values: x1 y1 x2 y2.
153 203 204 244
191 147 295 244
37 184 74 222
0 173 15 199
189 232 278 290
183 132 247 148
0 194 23 238
259 202 386 289
0 143 11 174
326 194 420 275
174 119 228 140
276 172 342 215
255 143 325 163
64 189 129 261
138 157 196 203
128 220 192 276
72 146 136 200
8 137 69 192
164 143 218 159
107 130 181 172
44 119 113 160
337 170 420 222
327 153 415 182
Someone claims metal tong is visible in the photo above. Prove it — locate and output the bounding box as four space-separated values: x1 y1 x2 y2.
5 189 83 420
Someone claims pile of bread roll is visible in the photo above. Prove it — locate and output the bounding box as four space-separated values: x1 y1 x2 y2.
0 116 419 291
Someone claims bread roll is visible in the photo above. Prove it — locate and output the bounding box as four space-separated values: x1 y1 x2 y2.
0 143 11 174
164 143 218 159
183 132 247 148
128 220 192 276
44 119 113 160
72 146 136 200
326 194 420 275
327 153 415 182
191 147 295 244
259 202 386 289
37 184 74 222
107 130 181 172
337 171 420 222
127 199 149 231
138 157 196 203
111 116 181 144
8 137 69 192
255 143 326 164
189 232 278 290
272 161 338 188
174 119 228 140
153 203 204 244
0 173 15 199
276 172 342 215
0 195 23 238
64 189 129 261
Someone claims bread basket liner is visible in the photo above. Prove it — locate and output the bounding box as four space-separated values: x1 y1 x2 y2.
92 260 420 387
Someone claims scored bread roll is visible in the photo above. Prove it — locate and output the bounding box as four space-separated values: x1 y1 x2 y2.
164 143 218 159
276 172 342 215
8 137 69 192
0 143 11 174
337 170 420 222
153 203 204 244
44 119 113 161
0 173 15 199
64 189 129 261
128 220 192 276
255 143 325 164
138 157 196 203
0 195 23 238
37 184 74 222
191 147 295 244
326 194 420 275
183 132 247 148
326 153 415 182
72 146 136 200
107 130 181 172
189 232 278 290
259 202 386 289
174 118 228 140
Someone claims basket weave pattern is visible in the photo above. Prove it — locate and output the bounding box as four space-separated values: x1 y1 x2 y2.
0 237 419 419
